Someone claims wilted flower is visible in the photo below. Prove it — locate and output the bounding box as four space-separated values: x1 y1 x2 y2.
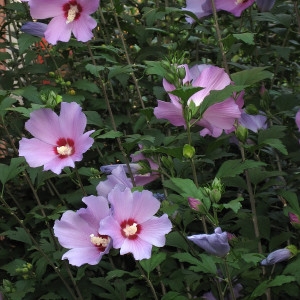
256 0 276 12
26 0 99 44
154 64 242 138
19 102 94 174
260 247 295 266
21 21 47 37
188 227 230 257
183 0 255 23
53 195 112 266
99 187 172 260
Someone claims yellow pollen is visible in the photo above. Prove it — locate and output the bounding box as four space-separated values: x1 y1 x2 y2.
56 145 73 156
90 234 110 247
66 5 79 24
123 223 138 236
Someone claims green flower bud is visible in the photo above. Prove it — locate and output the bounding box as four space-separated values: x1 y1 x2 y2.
183 144 195 159
245 104 259 115
177 67 186 80
164 73 176 85
235 125 248 143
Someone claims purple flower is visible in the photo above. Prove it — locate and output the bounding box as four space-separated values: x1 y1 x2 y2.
188 227 230 257
21 22 47 37
97 165 133 198
53 195 112 266
256 0 276 12
99 187 172 260
260 248 292 265
19 102 94 175
26 0 99 44
154 64 242 137
183 0 255 23
239 111 268 133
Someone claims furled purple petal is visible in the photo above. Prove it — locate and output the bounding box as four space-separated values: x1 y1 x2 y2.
29 0 65 19
96 165 133 197
154 100 185 127
24 108 61 145
296 110 300 131
215 0 255 17
239 111 267 132
202 291 217 300
21 22 47 37
139 215 172 247
256 0 276 12
188 227 230 257
131 190 161 223
260 248 292 265
45 15 72 44
72 14 97 42
100 164 142 175
19 138 57 168
183 0 213 23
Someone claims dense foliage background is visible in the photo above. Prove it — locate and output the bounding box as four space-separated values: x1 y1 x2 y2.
1 0 300 299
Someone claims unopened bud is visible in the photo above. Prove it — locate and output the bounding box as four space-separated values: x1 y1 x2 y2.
245 104 259 115
183 144 195 159
289 212 300 229
177 67 186 80
235 125 248 143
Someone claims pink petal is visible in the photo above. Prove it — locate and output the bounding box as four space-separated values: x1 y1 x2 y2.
29 0 65 19
139 215 172 247
79 195 110 228
59 102 87 139
120 236 153 260
19 138 57 168
296 110 300 131
154 100 185 127
71 131 94 162
107 188 134 222
183 0 213 23
78 0 100 14
100 216 125 249
62 247 104 266
134 173 160 186
43 155 75 174
45 15 72 44
54 211 96 249
215 0 255 17
71 14 97 42
25 108 61 144
131 190 160 223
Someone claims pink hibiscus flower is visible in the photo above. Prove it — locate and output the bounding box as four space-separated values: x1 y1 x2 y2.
183 0 255 23
26 0 99 44
154 64 242 137
19 102 94 174
99 188 172 260
53 195 112 266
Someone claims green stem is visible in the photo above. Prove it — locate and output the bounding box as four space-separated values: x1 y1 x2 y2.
223 258 236 300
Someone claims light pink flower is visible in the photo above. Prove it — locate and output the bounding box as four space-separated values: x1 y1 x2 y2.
296 110 300 131
154 64 242 137
183 0 255 23
53 195 112 266
19 102 94 174
27 0 99 44
100 188 172 260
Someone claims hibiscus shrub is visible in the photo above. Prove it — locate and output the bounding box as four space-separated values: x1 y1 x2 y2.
1 0 300 299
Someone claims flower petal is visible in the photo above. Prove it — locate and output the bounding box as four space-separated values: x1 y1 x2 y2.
78 0 100 14
100 216 125 249
120 236 153 260
45 15 72 44
29 0 65 19
71 14 97 42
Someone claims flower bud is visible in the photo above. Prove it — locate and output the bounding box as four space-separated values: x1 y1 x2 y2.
177 66 186 80
245 104 259 115
188 197 206 214
289 212 300 229
235 125 248 143
183 144 195 159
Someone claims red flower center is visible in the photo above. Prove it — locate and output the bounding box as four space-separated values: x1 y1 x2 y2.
120 218 141 240
63 1 83 24
90 234 110 252
54 138 75 159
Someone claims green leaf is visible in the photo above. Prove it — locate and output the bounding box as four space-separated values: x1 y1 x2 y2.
233 33 255 45
96 130 123 139
170 86 203 104
216 159 266 178
85 111 103 127
145 60 168 77
3 227 32 245
231 67 273 86
0 52 12 61
161 292 187 300
140 252 167 274
166 231 189 251
250 275 296 298
85 63 105 77
222 197 244 213
73 79 100 93
241 253 265 265
106 270 133 281
260 138 288 155
248 169 286 185
278 191 300 215
108 65 133 80
18 33 40 54
0 97 17 118
0 157 25 185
